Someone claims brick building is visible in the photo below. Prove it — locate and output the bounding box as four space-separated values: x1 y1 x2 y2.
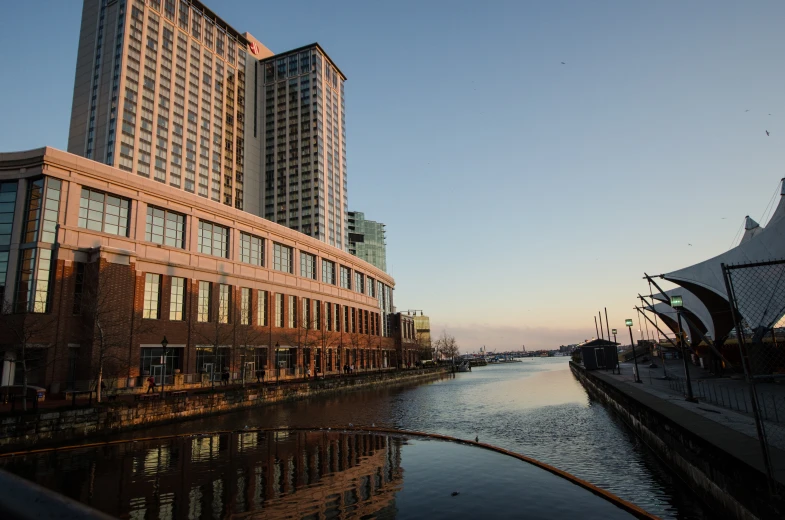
0 147 403 394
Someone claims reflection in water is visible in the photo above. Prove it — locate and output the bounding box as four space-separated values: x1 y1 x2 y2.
0 430 636 519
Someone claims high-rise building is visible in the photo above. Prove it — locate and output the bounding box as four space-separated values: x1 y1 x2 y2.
67 0 275 213
348 211 387 272
67 0 348 243
260 45 348 249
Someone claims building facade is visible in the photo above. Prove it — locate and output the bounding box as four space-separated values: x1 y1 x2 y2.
67 0 348 247
348 211 387 272
260 45 348 250
0 148 395 392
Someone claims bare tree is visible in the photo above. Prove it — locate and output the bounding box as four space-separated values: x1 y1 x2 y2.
314 318 340 376
192 291 234 390
434 331 460 361
81 267 154 402
234 298 267 386
0 300 58 411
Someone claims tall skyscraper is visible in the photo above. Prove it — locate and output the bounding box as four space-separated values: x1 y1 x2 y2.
260 45 348 249
348 211 387 272
67 0 347 245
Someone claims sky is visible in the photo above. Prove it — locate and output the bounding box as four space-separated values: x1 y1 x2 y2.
1 1 785 352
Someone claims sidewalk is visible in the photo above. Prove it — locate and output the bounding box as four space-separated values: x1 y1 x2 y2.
610 359 785 452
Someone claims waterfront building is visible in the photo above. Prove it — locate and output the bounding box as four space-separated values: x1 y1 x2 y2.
67 0 348 247
0 147 395 392
348 211 387 272
412 312 431 347
391 312 418 367
260 46 348 249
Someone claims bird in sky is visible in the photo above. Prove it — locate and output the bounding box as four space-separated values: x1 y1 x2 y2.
745 109 750 112
766 130 770 136
688 243 693 246
561 61 566 65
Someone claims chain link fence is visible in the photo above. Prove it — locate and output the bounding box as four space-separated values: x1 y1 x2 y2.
723 258 785 491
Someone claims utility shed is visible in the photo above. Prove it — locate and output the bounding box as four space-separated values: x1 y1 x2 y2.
577 339 620 371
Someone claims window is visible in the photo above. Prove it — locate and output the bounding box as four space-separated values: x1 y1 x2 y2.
240 287 251 325
23 178 61 244
146 206 185 247
287 295 296 328
72 262 85 315
321 259 335 284
340 266 351 289
0 181 18 247
355 272 364 294
257 290 268 326
198 220 229 257
78 187 130 236
240 232 264 266
273 242 292 273
197 281 211 322
302 297 311 329
143 273 161 319
170 276 185 320
343 305 349 332
218 284 230 323
315 300 321 330
15 248 53 313
300 252 316 279
367 277 375 297
275 293 284 327
326 302 332 331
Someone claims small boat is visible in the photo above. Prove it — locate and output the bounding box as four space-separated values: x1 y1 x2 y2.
456 360 472 372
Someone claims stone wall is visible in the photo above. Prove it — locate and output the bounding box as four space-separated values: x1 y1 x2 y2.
0 368 446 452
570 362 783 520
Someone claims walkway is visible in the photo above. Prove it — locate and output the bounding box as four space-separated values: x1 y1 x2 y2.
610 359 785 452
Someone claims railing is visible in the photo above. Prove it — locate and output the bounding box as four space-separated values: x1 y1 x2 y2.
667 375 785 424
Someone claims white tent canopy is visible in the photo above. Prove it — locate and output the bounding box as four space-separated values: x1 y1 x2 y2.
652 288 715 340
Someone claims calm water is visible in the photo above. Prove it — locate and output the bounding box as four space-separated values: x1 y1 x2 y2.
2 358 712 518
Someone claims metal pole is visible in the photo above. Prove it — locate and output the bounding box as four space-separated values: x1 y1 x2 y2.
604 308 611 344
676 310 696 401
598 312 604 340
628 325 642 383
594 316 600 339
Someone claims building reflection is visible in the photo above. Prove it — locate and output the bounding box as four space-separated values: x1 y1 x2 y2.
1 431 404 519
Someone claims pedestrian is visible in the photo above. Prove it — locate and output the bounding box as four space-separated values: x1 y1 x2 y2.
260 368 266 383
256 368 262 383
306 367 311 379
222 367 229 386
147 376 156 394
350 363 355 374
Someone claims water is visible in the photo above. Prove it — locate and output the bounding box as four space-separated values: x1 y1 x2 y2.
1 358 711 518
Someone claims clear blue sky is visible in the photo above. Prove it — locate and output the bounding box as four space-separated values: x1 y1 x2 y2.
1 1 784 351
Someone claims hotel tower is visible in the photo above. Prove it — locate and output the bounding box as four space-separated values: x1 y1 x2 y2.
67 0 348 248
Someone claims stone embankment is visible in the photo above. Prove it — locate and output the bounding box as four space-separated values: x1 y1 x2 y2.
0 368 446 452
570 361 784 520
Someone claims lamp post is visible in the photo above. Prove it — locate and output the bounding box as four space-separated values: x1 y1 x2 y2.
160 336 169 398
626 319 642 383
671 295 697 402
611 328 617 344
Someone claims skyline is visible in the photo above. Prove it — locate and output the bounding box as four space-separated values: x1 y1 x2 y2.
1 1 785 350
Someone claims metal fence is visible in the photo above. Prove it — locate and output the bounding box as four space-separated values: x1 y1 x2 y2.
723 258 785 492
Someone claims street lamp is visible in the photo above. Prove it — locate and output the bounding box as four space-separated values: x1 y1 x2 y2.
671 295 697 402
626 320 642 383
611 328 617 344
160 336 169 398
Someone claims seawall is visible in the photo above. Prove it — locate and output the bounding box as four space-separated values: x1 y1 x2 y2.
570 361 784 520
0 368 446 452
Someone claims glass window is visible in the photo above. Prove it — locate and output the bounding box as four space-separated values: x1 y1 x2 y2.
218 284 230 323
302 297 311 329
22 178 59 244
340 266 351 290
198 220 229 257
146 206 185 247
275 293 284 327
78 187 130 236
325 302 332 331
240 232 264 266
0 181 18 247
170 276 185 320
321 259 335 285
287 295 296 328
257 290 268 326
367 277 375 297
273 243 292 273
15 248 53 313
300 252 316 279
143 273 161 319
197 281 211 322
240 287 251 325
315 299 321 330
355 272 364 293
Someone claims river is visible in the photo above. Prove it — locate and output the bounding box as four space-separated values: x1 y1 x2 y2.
3 358 711 518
